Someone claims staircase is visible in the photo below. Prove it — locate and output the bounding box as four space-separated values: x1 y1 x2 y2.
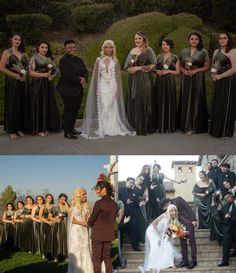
118 229 236 273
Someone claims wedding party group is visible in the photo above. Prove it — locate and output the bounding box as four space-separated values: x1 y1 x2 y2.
118 162 236 272
1 175 119 273
0 30 236 141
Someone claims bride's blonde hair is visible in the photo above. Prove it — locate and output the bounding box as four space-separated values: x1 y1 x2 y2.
100 40 117 61
71 188 90 214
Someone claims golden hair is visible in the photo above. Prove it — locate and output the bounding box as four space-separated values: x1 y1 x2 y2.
71 188 90 215
100 39 117 60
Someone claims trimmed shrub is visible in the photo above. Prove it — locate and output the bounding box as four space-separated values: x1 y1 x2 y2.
171 13 202 31
6 14 51 43
72 3 114 32
44 2 72 30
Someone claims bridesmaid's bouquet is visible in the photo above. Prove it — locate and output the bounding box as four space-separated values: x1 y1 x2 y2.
185 57 193 70
12 62 27 76
167 220 188 239
129 55 138 67
211 60 220 74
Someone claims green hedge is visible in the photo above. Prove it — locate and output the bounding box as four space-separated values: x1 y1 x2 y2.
72 3 114 32
44 2 72 30
6 13 52 43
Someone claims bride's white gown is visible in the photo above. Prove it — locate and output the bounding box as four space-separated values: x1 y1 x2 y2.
138 214 182 273
80 57 136 138
67 207 94 273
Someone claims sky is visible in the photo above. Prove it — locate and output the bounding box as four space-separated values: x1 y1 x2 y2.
0 155 110 202
118 155 200 181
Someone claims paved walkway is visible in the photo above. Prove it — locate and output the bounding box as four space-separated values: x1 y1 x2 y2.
0 121 235 155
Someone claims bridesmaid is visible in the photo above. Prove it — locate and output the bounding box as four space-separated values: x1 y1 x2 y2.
2 202 15 248
178 32 210 135
31 195 44 254
14 200 24 250
209 32 236 138
124 31 156 135
192 171 216 229
39 193 54 259
0 33 29 139
21 196 34 253
50 193 70 261
29 41 61 136
154 39 180 133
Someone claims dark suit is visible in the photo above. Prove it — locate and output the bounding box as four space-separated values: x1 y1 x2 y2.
218 201 236 263
171 197 197 263
88 195 117 273
208 166 221 189
57 54 88 134
118 187 139 249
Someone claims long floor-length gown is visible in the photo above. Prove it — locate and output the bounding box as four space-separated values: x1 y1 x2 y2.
4 48 30 134
124 48 157 135
138 213 181 272
14 209 23 249
30 53 61 134
21 207 33 252
209 50 236 137
154 54 178 133
67 206 94 273
3 211 15 248
80 57 135 138
178 48 209 133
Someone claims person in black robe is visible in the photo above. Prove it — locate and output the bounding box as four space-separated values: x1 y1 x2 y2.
207 159 221 190
57 39 88 139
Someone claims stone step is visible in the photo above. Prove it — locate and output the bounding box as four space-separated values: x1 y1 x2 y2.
118 266 236 273
124 258 236 268
122 249 223 259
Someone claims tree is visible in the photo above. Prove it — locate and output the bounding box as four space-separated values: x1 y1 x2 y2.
1 185 16 207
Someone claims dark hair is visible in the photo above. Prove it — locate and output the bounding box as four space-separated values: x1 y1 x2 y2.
188 32 203 50
64 39 76 47
211 159 218 163
10 33 25 53
219 32 234 53
59 193 68 201
140 164 150 174
159 198 171 210
96 180 115 197
25 195 34 204
199 170 207 177
17 200 24 207
160 38 174 50
126 177 135 183
45 193 54 204
36 195 45 204
36 40 54 60
6 202 15 210
153 164 161 170
221 163 230 169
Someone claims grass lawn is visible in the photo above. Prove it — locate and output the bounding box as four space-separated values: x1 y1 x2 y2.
0 248 67 273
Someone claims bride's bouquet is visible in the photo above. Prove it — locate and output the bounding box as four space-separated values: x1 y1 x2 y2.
167 220 188 239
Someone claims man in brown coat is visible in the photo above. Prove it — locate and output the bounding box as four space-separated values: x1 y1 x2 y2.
88 174 117 273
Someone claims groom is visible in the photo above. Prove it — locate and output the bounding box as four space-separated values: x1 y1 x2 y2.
160 197 198 269
88 174 117 273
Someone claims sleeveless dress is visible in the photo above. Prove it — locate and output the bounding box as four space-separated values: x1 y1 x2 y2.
21 207 33 252
3 211 15 247
4 48 30 134
30 53 61 134
178 48 209 133
51 204 68 258
40 206 53 257
124 48 157 135
80 57 135 138
154 54 178 133
14 209 23 249
209 50 236 137
32 206 42 254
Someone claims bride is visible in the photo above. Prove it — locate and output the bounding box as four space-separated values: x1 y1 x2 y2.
138 204 182 273
79 40 136 138
67 188 94 273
